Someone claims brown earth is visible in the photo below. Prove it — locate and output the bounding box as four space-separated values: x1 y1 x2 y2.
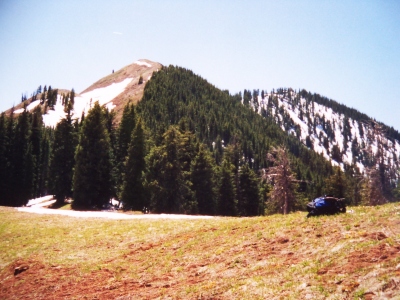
1 205 400 299
81 59 162 124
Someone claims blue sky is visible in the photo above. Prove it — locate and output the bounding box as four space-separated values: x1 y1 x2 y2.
1 0 399 130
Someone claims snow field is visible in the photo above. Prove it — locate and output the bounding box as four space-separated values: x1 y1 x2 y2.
40 77 133 127
255 91 400 173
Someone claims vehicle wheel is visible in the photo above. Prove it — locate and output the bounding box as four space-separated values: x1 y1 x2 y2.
307 210 316 218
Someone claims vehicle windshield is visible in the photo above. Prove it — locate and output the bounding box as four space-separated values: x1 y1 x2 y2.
314 197 332 207
314 197 324 203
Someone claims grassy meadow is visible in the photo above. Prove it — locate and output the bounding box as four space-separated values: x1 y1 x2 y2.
1 204 400 299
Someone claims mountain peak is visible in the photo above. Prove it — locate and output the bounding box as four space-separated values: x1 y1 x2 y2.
6 59 162 126
79 59 162 123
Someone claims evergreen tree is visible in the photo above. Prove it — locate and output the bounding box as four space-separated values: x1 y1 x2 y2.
324 167 346 198
73 103 112 209
38 128 52 197
0 114 8 205
116 103 136 197
13 107 34 206
30 106 43 198
238 163 261 216
217 158 237 216
103 108 117 198
331 144 342 163
121 118 146 210
146 126 195 213
70 88 75 106
191 143 217 215
2 112 16 206
50 114 76 205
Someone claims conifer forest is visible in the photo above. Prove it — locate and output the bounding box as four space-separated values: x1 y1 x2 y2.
1 65 399 215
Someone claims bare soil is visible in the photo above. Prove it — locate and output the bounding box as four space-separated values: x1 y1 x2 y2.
1 204 400 299
81 59 162 124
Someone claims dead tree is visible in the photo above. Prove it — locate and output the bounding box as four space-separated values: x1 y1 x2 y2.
361 121 397 205
264 147 297 214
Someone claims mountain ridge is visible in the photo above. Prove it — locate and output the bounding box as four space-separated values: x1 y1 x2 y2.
244 88 400 174
3 59 399 177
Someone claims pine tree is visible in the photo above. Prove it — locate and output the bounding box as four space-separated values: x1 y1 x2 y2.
50 113 76 205
13 107 34 206
116 103 136 197
2 112 16 206
324 167 346 198
38 128 52 197
103 108 117 198
30 106 43 198
0 113 8 205
121 118 146 210
73 103 112 209
191 143 217 215
238 163 261 216
70 88 75 106
146 126 194 213
217 158 237 216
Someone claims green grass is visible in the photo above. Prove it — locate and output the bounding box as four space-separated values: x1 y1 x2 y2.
1 203 400 299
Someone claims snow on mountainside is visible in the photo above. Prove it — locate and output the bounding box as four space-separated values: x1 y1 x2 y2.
42 77 133 127
248 89 400 173
5 60 399 175
8 59 162 125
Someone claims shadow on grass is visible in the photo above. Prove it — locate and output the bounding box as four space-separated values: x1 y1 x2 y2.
49 201 71 210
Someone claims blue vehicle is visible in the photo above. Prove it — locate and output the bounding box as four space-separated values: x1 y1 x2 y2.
306 196 346 217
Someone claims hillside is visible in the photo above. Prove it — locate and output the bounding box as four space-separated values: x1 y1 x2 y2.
1 60 399 209
245 88 400 174
137 65 334 200
6 59 161 126
1 204 399 299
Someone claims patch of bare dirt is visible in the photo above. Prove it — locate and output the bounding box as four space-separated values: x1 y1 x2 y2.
2 208 400 299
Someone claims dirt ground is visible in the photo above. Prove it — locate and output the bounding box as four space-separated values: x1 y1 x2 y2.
1 205 400 299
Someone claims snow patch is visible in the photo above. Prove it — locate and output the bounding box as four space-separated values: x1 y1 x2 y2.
16 207 215 220
13 108 24 114
42 95 67 127
134 60 152 68
41 78 133 127
26 195 55 207
13 100 42 114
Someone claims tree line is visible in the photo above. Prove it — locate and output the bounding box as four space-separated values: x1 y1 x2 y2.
1 65 399 214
